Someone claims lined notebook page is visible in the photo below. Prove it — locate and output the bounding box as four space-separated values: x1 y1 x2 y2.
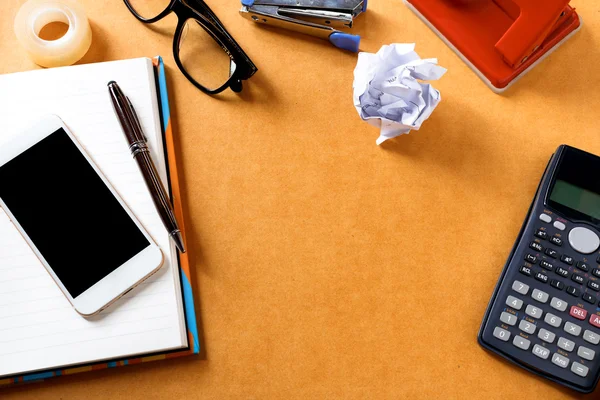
0 58 187 377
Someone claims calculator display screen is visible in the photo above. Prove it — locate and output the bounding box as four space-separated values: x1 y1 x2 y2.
0 128 150 298
548 147 600 221
549 180 600 220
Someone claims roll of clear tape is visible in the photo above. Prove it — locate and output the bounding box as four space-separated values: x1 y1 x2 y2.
14 0 92 68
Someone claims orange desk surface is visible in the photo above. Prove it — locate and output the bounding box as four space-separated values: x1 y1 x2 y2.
1 0 600 398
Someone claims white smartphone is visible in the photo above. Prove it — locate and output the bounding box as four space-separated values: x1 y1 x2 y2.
0 115 163 316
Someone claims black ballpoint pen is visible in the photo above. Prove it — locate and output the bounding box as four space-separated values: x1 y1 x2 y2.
107 81 186 253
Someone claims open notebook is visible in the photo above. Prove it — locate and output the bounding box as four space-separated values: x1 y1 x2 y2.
0 58 196 380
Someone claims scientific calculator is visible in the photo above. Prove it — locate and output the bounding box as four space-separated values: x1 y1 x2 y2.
479 145 600 393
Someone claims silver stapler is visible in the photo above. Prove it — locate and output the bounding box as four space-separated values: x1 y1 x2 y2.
239 0 367 52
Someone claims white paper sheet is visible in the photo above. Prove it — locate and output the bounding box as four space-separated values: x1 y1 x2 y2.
353 43 447 145
0 58 187 377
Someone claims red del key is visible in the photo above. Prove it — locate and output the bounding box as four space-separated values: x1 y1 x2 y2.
570 306 588 320
590 314 600 328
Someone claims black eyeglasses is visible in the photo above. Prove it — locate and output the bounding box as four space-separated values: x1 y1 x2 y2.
123 0 258 94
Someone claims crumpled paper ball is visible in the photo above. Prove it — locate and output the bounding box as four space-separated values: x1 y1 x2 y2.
353 43 447 145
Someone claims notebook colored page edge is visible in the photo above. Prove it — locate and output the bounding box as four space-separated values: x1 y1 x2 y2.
1 56 199 387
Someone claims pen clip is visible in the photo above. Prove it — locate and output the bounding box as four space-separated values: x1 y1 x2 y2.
126 96 148 143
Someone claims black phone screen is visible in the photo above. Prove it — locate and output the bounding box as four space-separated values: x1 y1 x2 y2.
0 128 149 298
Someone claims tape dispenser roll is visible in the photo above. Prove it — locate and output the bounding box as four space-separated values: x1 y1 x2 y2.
14 0 92 68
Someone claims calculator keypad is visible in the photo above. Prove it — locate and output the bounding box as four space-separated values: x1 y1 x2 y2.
496 288 600 376
485 216 600 389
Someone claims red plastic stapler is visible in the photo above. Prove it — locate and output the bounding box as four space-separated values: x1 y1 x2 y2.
404 0 582 93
